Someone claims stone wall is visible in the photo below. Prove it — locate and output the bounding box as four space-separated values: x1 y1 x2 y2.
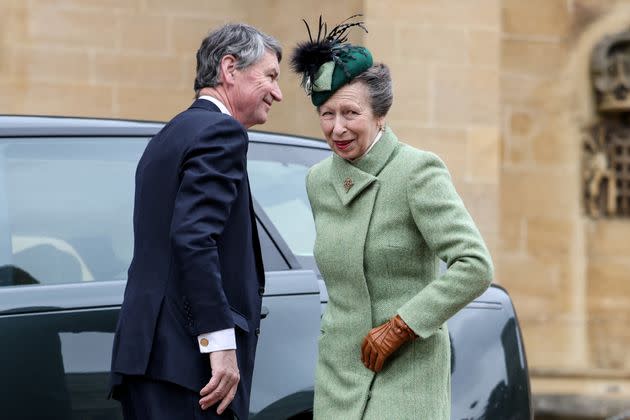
499 0 630 416
2 0 630 417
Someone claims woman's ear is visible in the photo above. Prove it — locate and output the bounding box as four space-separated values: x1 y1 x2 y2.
219 55 238 86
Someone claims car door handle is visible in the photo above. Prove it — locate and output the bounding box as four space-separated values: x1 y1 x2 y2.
260 306 269 320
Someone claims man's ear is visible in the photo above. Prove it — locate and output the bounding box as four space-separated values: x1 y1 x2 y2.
219 55 238 86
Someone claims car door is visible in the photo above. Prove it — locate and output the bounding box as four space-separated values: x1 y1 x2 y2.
246 136 330 418
0 136 146 420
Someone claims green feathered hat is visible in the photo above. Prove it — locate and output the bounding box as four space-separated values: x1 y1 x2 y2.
290 15 373 106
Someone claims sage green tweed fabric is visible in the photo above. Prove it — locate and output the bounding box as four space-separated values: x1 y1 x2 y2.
306 128 493 420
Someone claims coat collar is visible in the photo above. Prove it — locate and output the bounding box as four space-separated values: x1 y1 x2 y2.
189 98 221 113
330 127 399 206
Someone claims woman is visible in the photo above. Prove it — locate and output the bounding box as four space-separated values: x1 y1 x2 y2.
291 16 494 419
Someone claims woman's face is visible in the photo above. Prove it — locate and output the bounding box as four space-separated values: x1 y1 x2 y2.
318 82 384 160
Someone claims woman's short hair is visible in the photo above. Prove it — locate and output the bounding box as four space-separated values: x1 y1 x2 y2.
352 63 393 118
194 23 282 95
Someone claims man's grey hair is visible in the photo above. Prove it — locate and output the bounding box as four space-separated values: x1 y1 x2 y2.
352 63 393 118
194 23 282 96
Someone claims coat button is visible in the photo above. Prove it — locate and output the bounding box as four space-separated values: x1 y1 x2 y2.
255 328 260 336
258 287 265 296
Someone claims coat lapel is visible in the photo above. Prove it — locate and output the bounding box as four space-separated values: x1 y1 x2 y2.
330 128 399 206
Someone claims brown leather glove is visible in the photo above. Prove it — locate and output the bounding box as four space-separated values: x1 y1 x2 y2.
361 315 417 372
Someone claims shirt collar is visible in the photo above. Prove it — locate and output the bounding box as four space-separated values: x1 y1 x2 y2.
198 95 231 116
350 128 384 162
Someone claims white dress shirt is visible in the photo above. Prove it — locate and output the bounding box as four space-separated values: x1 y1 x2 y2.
195 95 237 353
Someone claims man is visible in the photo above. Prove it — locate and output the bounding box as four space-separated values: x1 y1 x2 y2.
110 23 282 420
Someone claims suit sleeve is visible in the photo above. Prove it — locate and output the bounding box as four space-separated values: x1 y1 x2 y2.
397 152 494 339
170 117 248 336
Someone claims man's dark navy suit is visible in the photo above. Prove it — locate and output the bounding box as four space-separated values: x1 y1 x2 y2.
111 99 265 419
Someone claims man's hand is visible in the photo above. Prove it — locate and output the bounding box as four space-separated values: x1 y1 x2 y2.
361 315 417 372
199 350 240 414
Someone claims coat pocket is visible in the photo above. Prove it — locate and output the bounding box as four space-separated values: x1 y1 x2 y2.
230 306 250 333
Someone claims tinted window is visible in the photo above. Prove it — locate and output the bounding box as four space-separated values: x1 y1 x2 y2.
256 220 289 271
0 138 146 287
248 141 329 269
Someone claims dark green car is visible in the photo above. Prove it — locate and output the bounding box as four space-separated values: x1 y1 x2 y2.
0 116 532 420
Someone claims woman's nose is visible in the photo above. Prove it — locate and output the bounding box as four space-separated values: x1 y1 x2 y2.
332 116 346 135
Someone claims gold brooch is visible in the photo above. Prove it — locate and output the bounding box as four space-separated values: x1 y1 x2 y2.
343 177 354 192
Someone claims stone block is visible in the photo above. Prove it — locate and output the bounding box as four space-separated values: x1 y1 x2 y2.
469 69 500 125
432 66 470 126
27 0 140 11
457 181 498 239
364 21 398 65
501 74 547 106
144 0 247 19
520 318 587 370
398 24 469 65
588 318 630 370
508 108 537 138
13 47 90 83
17 82 114 116
526 217 575 257
25 7 118 48
388 61 430 125
92 52 185 87
116 86 191 121
466 125 500 182
0 81 24 113
169 16 225 55
502 39 568 78
531 121 580 167
586 220 630 258
365 0 499 28
119 14 168 52
502 0 571 38
497 256 569 320
394 126 468 181
470 29 500 68
587 259 630 314
500 167 580 219
498 212 525 253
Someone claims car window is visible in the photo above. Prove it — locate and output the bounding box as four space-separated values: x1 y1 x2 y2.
256 219 289 271
0 138 147 287
248 141 330 269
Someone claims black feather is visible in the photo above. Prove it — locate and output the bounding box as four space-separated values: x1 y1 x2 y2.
291 14 368 92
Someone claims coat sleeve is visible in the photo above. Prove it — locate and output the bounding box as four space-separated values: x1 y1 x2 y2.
170 117 248 336
397 152 493 339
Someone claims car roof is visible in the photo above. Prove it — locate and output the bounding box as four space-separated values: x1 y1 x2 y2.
0 115 329 150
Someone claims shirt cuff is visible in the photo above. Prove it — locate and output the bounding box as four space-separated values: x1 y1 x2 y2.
197 328 236 353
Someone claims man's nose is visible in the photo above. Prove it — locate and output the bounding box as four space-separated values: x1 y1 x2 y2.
271 83 283 102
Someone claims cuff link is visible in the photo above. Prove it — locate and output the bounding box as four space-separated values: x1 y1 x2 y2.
199 338 209 347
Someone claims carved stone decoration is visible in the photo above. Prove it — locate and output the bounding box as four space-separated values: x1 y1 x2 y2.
585 30 630 218
583 126 618 217
591 31 630 113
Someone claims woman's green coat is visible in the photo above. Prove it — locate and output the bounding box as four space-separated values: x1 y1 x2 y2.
306 129 494 420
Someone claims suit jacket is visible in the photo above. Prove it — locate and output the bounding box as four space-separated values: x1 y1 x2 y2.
111 99 265 419
306 128 493 419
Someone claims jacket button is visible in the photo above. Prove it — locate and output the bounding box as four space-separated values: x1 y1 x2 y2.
258 287 265 296
255 328 260 336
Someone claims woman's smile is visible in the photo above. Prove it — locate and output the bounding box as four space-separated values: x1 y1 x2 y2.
334 140 354 151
